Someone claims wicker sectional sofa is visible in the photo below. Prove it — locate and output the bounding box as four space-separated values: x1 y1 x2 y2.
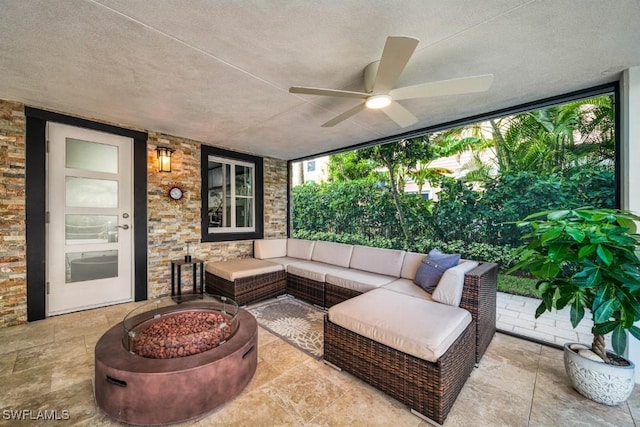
205 238 497 425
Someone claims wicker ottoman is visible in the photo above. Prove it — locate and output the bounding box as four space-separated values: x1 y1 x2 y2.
324 288 476 425
205 259 286 306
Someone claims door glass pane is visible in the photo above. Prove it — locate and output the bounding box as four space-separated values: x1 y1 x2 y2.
66 138 118 173
236 198 252 227
235 165 252 196
66 215 118 244
66 177 118 208
66 250 118 283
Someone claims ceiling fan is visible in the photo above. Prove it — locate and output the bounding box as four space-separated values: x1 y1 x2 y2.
289 36 493 128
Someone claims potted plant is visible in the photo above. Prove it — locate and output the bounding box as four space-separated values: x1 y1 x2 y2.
510 207 640 405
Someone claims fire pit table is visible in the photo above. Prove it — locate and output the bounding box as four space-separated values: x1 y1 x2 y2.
94 294 257 425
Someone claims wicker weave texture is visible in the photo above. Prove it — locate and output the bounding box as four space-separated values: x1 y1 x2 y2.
324 283 363 307
460 262 497 363
204 258 496 363
287 274 324 306
324 317 476 424
205 270 286 306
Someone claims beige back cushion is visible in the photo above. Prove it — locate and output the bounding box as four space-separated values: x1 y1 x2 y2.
349 245 405 277
287 239 315 260
311 241 354 267
400 252 427 279
432 261 479 306
253 239 287 259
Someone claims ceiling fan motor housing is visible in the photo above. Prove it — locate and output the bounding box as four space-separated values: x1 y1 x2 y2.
363 61 380 93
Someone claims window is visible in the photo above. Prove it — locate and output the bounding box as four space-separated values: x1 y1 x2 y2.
201 146 263 242
307 160 316 172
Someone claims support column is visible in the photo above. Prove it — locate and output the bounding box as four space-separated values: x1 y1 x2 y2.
621 67 640 382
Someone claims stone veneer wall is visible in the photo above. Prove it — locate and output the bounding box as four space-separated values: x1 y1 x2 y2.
0 100 26 327
146 133 288 298
0 98 288 327
263 155 288 239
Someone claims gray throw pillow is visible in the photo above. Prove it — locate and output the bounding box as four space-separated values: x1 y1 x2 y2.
413 249 461 293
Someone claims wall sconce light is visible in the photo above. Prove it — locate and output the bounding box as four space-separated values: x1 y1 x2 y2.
156 147 174 172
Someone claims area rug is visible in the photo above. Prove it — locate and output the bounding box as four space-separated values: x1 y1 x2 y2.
246 296 325 358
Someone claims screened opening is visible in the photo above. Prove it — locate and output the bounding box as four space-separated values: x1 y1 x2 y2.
290 85 618 349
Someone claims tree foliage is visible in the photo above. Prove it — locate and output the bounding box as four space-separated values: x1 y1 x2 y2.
430 167 615 247
459 96 616 181
357 138 431 241
326 151 380 182
292 95 617 271
292 178 407 239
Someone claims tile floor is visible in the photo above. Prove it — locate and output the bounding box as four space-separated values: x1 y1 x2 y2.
1 301 639 426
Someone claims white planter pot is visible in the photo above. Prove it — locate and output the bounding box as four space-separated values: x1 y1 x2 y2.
564 343 635 406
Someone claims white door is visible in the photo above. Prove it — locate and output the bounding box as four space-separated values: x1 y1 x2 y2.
47 122 134 315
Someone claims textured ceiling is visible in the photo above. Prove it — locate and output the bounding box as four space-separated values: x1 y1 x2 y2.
1 0 639 160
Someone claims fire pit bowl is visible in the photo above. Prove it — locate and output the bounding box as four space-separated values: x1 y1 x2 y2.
94 294 257 425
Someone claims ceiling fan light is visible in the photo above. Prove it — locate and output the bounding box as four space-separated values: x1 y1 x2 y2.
365 94 392 109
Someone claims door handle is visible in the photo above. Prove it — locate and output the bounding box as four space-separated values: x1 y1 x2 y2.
116 224 129 230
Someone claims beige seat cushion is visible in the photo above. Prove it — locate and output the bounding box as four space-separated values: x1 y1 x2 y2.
253 239 287 259
325 269 396 293
382 278 433 301
287 261 349 282
328 288 471 362
205 258 283 282
311 241 354 267
349 245 405 278
263 257 305 270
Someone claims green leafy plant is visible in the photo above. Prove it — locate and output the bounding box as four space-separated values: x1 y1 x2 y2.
510 207 640 363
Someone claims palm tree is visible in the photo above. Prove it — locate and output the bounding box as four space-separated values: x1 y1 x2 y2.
458 95 615 179
407 162 453 194
565 95 615 167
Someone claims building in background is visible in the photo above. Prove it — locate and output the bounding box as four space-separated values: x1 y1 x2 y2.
291 157 329 186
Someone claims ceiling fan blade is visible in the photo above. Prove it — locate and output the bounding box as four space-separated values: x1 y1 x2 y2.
321 103 367 127
289 86 369 99
390 74 494 101
373 36 420 93
382 101 418 128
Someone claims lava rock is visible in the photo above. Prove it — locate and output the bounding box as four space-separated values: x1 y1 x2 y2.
131 311 232 359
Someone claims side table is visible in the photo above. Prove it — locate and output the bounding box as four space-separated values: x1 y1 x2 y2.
171 258 204 299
